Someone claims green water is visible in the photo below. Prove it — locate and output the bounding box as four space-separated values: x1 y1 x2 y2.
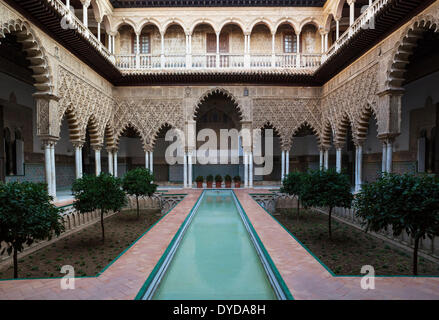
153 190 277 300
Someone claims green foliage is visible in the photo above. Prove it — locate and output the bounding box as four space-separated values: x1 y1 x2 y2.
206 174 214 182
354 173 439 274
300 169 353 238
0 181 64 278
122 168 157 219
122 167 157 198
300 169 353 210
72 173 127 241
281 171 305 215
195 175 204 183
281 171 306 196
224 174 232 182
215 174 223 182
233 175 241 182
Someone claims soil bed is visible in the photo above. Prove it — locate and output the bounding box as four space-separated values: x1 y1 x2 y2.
275 208 439 276
0 209 161 279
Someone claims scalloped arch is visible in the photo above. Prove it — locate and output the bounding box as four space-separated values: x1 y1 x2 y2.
194 88 244 121
0 19 53 94
385 15 439 91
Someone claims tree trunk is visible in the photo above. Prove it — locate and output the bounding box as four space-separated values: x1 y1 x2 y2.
413 235 420 275
136 195 140 219
328 207 332 239
100 209 105 242
13 247 18 279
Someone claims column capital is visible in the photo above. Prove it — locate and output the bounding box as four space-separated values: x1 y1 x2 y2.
378 133 398 143
41 138 58 148
80 0 91 7
106 147 118 153
334 142 344 150
91 144 103 151
347 0 356 5
72 140 85 148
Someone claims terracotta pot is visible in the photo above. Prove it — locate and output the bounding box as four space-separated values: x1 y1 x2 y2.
234 182 241 188
207 181 213 188
225 181 231 188
215 182 222 188
196 181 203 188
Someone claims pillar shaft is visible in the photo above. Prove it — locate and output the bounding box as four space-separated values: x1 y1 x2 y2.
50 144 56 199
281 150 285 181
108 151 113 175
94 148 101 176
188 151 193 188
319 149 324 170
113 151 118 177
386 141 393 173
183 152 188 188
285 150 289 176
149 151 153 173
382 141 387 174
249 152 253 188
324 149 329 170
336 147 342 173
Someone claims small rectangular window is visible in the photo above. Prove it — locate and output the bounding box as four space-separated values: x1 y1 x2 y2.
283 33 297 53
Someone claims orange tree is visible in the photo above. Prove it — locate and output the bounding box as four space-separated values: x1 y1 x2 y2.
354 173 439 275
281 171 305 215
122 168 157 219
72 173 126 242
300 169 353 239
0 182 64 278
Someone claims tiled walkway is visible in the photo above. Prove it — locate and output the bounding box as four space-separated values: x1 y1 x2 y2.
0 189 438 300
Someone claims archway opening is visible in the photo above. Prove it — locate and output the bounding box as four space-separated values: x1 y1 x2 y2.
194 91 242 180
290 123 320 172
117 124 144 177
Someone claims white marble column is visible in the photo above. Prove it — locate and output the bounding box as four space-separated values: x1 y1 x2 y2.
216 31 220 67
145 151 149 170
74 143 83 179
285 150 290 176
324 33 328 52
149 151 153 173
281 150 285 181
185 34 192 68
355 144 363 192
319 149 324 170
296 33 301 66
336 147 342 173
107 149 113 175
44 142 52 196
108 34 111 52
348 0 356 26
66 0 70 9
97 22 101 42
82 0 90 28
381 141 387 174
94 146 101 176
135 32 140 69
50 143 56 199
386 140 393 173
271 32 276 67
112 35 115 54
244 151 249 188
324 148 329 170
183 151 188 188
188 150 193 188
113 151 118 177
160 33 165 68
249 152 253 188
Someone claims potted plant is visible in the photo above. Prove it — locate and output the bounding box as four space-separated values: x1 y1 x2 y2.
233 175 241 188
215 175 223 188
195 176 204 188
224 174 232 188
206 174 213 188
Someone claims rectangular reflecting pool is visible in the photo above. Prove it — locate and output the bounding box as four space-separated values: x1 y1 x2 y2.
143 190 288 300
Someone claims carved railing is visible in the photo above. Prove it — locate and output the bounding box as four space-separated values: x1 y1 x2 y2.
46 0 113 62
116 52 322 70
250 192 439 260
322 0 390 63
